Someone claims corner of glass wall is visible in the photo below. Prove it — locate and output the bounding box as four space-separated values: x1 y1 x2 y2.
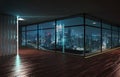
20 14 120 57
56 15 84 56
85 15 101 56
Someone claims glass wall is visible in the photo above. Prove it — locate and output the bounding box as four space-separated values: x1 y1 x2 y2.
112 26 118 47
21 27 26 46
20 14 120 56
56 17 84 55
38 21 55 50
102 23 111 51
85 17 101 55
26 25 37 48
102 29 111 50
85 26 101 55
26 31 37 48
119 28 120 45
39 29 55 50
21 32 26 46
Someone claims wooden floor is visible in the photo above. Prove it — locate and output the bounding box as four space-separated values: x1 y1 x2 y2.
1 48 120 77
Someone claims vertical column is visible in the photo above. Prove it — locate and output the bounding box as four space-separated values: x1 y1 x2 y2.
37 24 39 49
111 25 112 48
117 26 119 46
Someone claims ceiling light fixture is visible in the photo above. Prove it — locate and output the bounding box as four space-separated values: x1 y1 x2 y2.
18 17 24 21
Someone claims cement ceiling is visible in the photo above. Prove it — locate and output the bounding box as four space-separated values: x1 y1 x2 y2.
0 0 120 26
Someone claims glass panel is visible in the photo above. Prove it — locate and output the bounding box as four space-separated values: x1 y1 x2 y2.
39 29 55 50
21 32 26 46
39 21 55 29
26 25 37 30
22 27 25 31
112 26 118 31
102 23 111 29
56 17 83 27
102 29 111 51
56 24 64 52
85 26 101 55
56 24 84 55
64 26 84 55
85 18 101 27
112 31 118 47
26 31 37 48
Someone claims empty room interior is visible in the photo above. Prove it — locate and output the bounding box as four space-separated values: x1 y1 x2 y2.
1 0 120 77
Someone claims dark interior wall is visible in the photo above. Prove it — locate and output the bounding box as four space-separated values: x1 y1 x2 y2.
0 14 17 56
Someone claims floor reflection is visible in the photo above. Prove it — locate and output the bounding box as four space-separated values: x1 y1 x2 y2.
10 55 30 77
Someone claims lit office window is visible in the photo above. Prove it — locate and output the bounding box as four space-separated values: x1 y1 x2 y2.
85 26 101 55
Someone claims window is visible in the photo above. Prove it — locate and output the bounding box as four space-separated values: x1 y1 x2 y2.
112 31 118 47
22 27 25 31
21 32 26 46
64 26 84 54
102 23 111 29
39 21 55 29
26 31 37 48
85 18 101 27
112 26 118 31
57 17 83 27
85 26 101 55
39 29 55 50
26 25 37 30
102 29 111 50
